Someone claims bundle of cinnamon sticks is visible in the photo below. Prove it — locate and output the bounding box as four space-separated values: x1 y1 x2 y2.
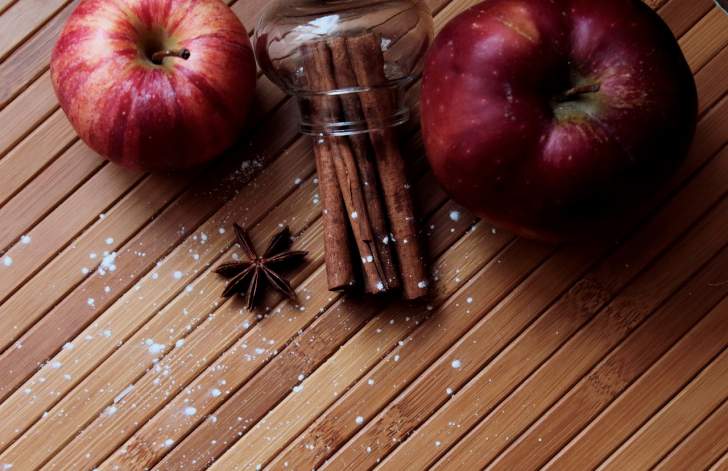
301 32 428 300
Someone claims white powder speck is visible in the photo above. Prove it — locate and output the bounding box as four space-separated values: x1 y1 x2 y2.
175 339 185 348
50 360 62 369
451 359 462 369
104 286 111 293
367 378 375 385
492 228 497 234
355 416 365 425
218 227 226 235
418 280 428 289
435 440 442 447
102 329 112 337
104 405 118 416
376 282 384 291
446 388 453 395
292 385 304 393
62 342 74 351
163 438 175 447
173 271 183 280
254 348 265 355
351 211 358 220
184 406 197 416
210 388 222 397
87 298 95 307
20 235 31 245
3 256 12 267
449 211 461 222
105 237 114 245
466 297 473 304
99 252 117 273
298 374 305 381
151 272 159 280
3 464 13 470
81 267 90 275
393 355 400 362
148 343 165 355
366 255 373 263
382 236 390 245
294 177 302 185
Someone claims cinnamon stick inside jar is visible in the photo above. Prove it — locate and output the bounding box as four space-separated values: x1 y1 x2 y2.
302 41 398 294
346 32 429 300
300 33 429 300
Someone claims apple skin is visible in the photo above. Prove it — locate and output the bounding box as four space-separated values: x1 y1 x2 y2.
421 0 697 241
51 0 257 171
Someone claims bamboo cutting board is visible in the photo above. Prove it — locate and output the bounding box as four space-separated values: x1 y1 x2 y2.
0 0 727 469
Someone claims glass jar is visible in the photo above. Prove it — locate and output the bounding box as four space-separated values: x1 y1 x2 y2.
254 0 434 135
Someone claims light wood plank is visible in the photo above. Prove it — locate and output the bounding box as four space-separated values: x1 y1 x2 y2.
600 346 728 469
0 0 74 108
485 245 728 470
0 108 77 207
681 8 728 72
545 287 728 469
0 71 56 158
0 0 68 61
655 397 728 471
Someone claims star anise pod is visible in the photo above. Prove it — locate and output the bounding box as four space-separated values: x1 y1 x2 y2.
215 224 308 310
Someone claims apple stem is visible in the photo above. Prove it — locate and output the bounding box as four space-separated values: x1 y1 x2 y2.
558 83 601 101
151 48 191 65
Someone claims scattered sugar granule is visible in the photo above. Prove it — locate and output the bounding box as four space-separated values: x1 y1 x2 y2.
3 464 13 470
367 378 375 385
62 342 74 351
175 339 185 348
104 286 111 294
99 252 117 273
466 297 473 304
449 210 461 222
3 256 13 267
446 388 453 395
376 282 385 291
451 359 462 369
102 330 112 338
173 271 183 280
393 355 400 362
218 227 226 235
104 405 118 416
418 280 428 289
355 416 365 425
294 177 302 185
105 237 114 245
210 388 222 397
163 438 175 447
87 298 95 307
292 384 304 393
50 360 62 369
435 440 442 447
81 267 90 275
148 342 165 355
20 235 31 245
184 406 197 416
351 211 358 220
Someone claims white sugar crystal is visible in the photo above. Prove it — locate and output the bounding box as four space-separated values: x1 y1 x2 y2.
99 252 117 273
20 235 31 245
367 378 375 385
173 271 183 280
294 177 302 185
184 406 197 416
105 237 114 245
104 405 118 416
355 416 365 425
466 297 473 304
292 385 304 393
3 256 12 267
418 280 428 289
376 282 384 291
218 227 226 235
210 388 222 397
148 343 165 355
104 286 111 293
451 359 462 369
446 388 453 395
50 360 62 369
175 339 185 348
87 298 95 307
449 210 461 222
102 330 112 337
351 211 358 220
81 267 90 275
163 438 175 447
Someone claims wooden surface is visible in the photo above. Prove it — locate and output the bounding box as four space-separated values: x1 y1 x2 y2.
0 0 726 469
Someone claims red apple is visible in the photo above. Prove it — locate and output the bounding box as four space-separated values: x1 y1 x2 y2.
421 0 697 240
51 0 257 171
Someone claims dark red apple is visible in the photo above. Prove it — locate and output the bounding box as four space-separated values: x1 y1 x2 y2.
51 0 257 171
421 0 697 240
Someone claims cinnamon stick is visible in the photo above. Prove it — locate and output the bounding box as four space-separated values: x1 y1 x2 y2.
312 139 356 291
302 41 394 294
328 36 401 291
346 32 429 300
